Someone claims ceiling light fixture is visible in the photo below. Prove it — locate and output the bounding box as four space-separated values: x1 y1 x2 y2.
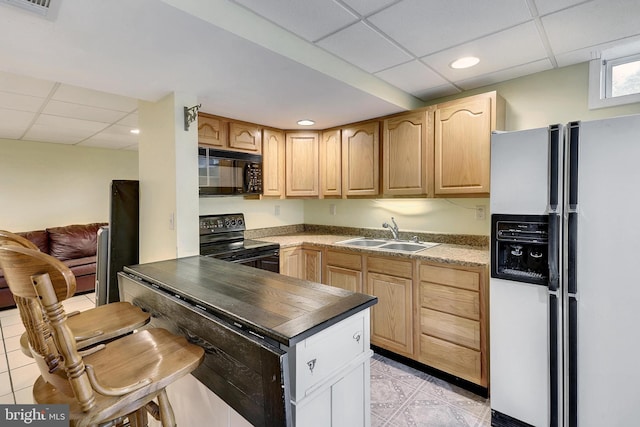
450 56 480 69
130 129 140 135
297 119 315 126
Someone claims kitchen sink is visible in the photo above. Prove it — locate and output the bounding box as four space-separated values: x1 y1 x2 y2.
378 242 432 252
335 238 388 247
336 237 439 253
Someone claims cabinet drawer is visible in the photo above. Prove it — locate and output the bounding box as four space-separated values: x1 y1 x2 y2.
293 311 367 399
420 308 479 350
368 256 413 279
327 250 362 270
419 264 479 291
420 334 481 385
420 282 479 320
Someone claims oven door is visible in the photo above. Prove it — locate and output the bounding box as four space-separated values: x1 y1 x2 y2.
213 249 280 274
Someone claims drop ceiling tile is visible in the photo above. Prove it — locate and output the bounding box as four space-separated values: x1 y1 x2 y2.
533 0 589 15
339 0 398 16
368 0 533 57
0 92 46 112
115 112 138 128
33 114 110 133
421 22 548 82
375 60 450 94
23 126 87 144
317 22 412 73
52 84 138 112
0 109 34 139
542 0 640 55
233 0 358 42
0 71 55 97
42 100 129 123
455 59 553 90
79 126 138 149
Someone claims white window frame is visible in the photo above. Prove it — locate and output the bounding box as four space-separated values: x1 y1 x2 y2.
589 54 640 110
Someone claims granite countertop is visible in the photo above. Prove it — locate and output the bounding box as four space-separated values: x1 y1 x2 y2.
258 233 489 267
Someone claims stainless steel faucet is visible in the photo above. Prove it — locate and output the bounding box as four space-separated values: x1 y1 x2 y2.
382 217 400 240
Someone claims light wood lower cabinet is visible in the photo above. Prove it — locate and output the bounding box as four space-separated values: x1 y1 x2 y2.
280 245 323 282
418 262 488 387
366 256 414 357
325 250 363 293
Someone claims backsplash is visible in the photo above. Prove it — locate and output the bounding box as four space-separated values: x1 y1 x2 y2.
245 224 488 248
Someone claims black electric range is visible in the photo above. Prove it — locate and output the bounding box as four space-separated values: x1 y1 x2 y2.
199 213 280 272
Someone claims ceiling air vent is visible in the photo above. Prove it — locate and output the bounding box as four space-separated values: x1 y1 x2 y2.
0 0 60 20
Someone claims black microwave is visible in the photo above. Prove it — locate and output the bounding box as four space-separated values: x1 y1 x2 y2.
198 148 263 196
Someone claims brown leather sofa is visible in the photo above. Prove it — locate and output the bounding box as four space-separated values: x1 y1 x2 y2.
0 222 107 310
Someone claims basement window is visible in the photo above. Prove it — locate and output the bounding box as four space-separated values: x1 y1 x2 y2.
589 53 640 109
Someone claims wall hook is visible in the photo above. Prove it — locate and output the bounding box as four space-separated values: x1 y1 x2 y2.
184 104 201 131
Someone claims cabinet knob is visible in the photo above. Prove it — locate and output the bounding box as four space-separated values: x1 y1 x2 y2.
307 358 317 373
353 332 361 343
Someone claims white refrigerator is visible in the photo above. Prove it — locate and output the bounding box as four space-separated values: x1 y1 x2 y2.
489 114 640 427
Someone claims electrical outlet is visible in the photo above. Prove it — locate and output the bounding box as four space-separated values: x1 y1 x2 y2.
274 205 280 216
475 205 486 221
330 204 337 215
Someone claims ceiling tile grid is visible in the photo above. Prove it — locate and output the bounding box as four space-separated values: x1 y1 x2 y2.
1 0 640 150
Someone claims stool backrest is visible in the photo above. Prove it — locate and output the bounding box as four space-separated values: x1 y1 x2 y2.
0 246 87 402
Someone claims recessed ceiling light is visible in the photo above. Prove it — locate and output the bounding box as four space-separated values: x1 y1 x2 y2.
297 119 315 126
450 56 480 69
130 129 140 134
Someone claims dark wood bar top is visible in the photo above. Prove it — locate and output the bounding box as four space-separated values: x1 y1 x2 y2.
122 255 377 346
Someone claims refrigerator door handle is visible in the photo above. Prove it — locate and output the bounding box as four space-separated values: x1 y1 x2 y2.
568 296 578 427
548 124 561 212
548 213 560 292
549 293 560 427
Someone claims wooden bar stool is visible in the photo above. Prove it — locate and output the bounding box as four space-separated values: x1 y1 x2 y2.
0 230 150 358
0 245 204 427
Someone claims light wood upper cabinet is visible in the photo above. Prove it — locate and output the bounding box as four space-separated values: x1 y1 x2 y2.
229 121 262 153
383 109 434 196
342 121 380 197
434 91 504 195
198 113 228 148
320 129 342 198
285 131 319 197
262 128 285 198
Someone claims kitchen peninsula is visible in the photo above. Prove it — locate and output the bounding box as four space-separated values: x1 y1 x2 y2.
118 255 377 427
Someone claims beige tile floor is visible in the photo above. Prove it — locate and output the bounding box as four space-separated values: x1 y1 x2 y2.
0 293 491 426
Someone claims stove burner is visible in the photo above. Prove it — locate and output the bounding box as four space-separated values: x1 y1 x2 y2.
199 213 279 273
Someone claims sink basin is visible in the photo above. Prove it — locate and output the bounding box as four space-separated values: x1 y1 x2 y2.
379 242 432 252
336 238 387 247
336 237 439 252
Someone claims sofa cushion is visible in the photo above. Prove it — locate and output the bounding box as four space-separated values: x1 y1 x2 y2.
17 229 49 253
47 223 104 261
63 256 97 277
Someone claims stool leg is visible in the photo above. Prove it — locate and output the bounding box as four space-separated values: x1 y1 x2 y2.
128 408 148 427
157 389 176 427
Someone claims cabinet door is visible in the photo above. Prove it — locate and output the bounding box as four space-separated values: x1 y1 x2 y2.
342 122 379 196
286 131 320 197
229 121 262 153
302 247 322 282
326 265 362 293
320 129 342 197
262 128 285 198
434 93 495 195
367 271 413 356
198 113 228 148
383 110 433 196
280 246 302 279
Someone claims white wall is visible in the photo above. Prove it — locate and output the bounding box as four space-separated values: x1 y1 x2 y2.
200 197 304 229
0 138 137 231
